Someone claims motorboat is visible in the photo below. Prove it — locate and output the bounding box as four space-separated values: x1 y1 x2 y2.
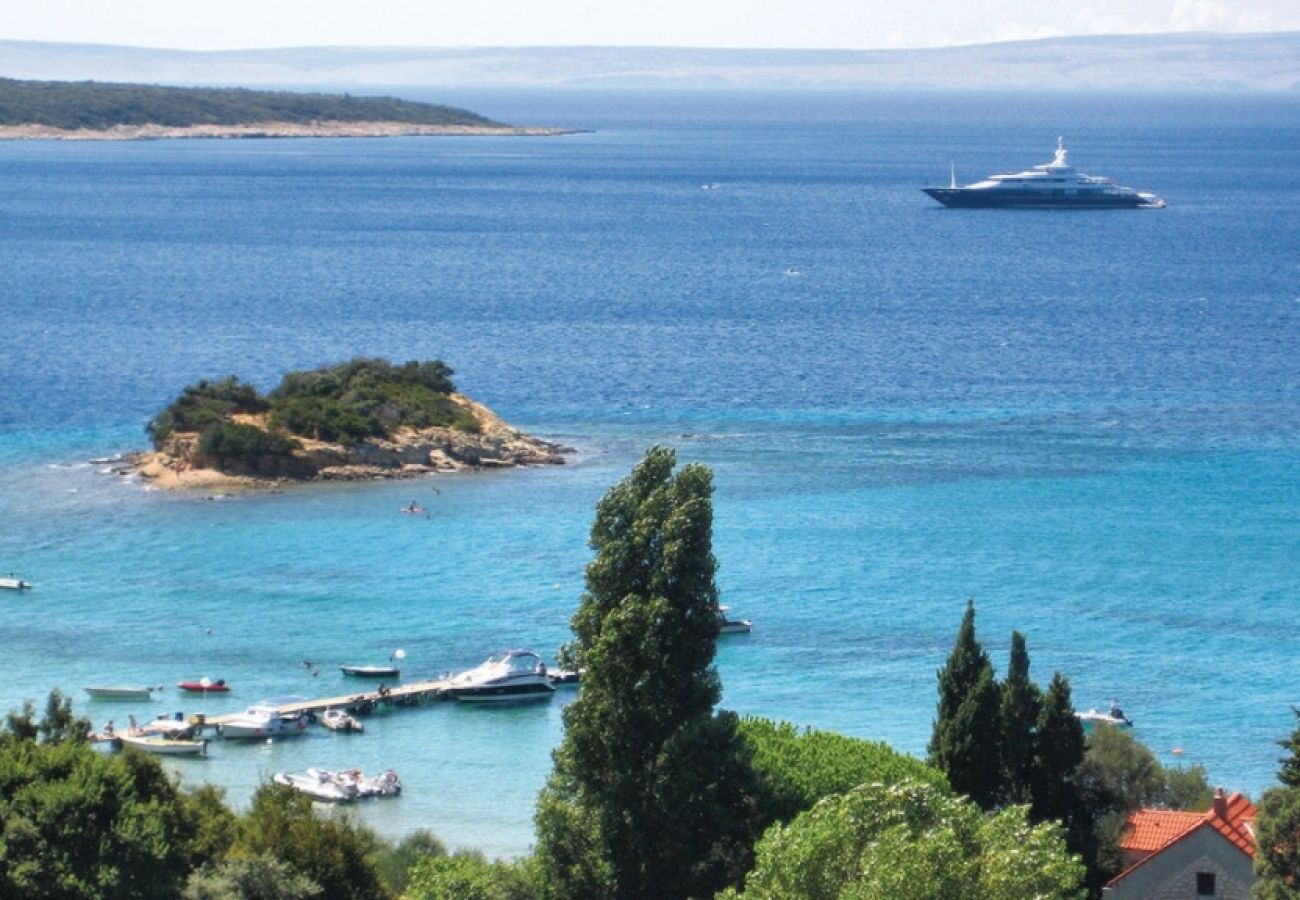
0 576 32 590
274 769 359 803
320 709 364 733
120 719 208 757
924 138 1166 209
178 678 229 693
273 767 401 802
549 668 583 688
219 699 311 739
718 606 752 635
84 685 160 700
443 650 556 703
1076 702 1134 731
340 665 400 678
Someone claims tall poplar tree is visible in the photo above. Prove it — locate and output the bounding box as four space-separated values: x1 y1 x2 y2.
534 446 760 900
999 631 1041 805
928 599 1002 809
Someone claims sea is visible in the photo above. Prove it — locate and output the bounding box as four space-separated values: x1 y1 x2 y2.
1 89 1297 857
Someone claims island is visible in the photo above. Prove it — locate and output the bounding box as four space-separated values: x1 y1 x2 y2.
124 358 569 490
0 78 572 140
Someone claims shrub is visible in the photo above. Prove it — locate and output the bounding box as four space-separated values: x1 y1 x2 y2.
147 376 268 447
197 422 299 472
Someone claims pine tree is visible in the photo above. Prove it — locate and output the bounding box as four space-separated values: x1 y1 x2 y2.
999 631 1041 805
1277 706 1300 789
928 599 1002 809
534 446 760 900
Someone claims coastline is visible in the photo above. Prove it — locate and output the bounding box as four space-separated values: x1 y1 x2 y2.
0 120 581 141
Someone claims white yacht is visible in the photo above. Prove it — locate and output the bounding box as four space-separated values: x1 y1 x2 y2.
924 138 1165 209
442 650 556 703
718 605 752 635
219 699 311 739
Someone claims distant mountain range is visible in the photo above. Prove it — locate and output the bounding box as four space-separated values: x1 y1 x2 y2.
1 33 1297 92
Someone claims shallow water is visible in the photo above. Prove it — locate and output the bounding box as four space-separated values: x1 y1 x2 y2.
1 89 1297 855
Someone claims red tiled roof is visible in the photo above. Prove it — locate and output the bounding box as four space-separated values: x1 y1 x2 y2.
1121 809 1204 852
1108 791 1258 888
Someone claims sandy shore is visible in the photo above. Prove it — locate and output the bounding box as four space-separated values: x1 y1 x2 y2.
0 121 579 141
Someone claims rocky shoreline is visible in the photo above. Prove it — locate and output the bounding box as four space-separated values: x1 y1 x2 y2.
0 121 578 141
120 395 571 491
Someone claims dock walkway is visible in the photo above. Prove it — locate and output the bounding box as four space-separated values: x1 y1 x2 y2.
202 677 455 728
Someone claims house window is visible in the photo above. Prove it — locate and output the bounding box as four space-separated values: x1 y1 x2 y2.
1196 871 1216 895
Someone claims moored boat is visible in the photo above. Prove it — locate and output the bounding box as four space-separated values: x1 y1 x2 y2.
178 678 229 693
320 708 364 733
274 769 359 802
443 650 556 703
84 685 160 700
120 729 207 757
718 605 752 635
340 665 401 678
219 699 311 739
549 668 583 687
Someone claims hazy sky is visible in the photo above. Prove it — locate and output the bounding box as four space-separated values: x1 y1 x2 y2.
11 0 1300 51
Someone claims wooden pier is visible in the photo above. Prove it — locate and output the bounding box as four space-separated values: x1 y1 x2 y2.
201 677 456 729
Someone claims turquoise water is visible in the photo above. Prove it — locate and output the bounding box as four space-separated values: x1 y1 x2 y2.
1 90 1298 856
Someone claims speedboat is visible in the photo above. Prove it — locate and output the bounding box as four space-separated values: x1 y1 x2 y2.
178 678 229 693
219 699 311 739
442 650 556 703
718 606 752 635
1076 702 1134 731
84 685 160 700
340 665 400 678
0 577 32 590
549 668 583 688
121 718 208 756
274 769 360 803
924 138 1166 209
320 709 364 733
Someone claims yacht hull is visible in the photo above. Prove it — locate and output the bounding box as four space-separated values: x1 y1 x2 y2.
923 188 1151 209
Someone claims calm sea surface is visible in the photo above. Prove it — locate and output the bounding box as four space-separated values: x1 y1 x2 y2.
1 89 1297 856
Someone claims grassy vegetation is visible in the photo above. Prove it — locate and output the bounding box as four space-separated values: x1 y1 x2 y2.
148 358 474 470
0 78 501 130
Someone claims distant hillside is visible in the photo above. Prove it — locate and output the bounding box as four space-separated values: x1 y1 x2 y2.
0 78 498 129
1 32 1298 91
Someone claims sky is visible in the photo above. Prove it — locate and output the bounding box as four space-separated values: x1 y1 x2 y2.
9 0 1300 51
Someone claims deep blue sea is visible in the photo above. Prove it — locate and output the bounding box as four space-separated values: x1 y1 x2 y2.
1 89 1298 856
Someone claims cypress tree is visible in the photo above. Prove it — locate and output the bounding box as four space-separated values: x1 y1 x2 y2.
1030 672 1085 824
928 599 1002 809
534 446 760 900
1277 706 1300 789
999 631 1041 805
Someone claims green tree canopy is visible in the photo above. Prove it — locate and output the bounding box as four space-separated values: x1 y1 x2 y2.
721 779 1085 900
928 600 1001 809
182 855 323 900
998 630 1041 806
1255 708 1300 898
403 851 537 900
741 716 947 826
534 445 761 900
231 784 386 900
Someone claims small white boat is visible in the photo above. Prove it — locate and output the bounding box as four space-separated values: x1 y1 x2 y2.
549 668 583 688
1076 702 1133 731
0 577 32 591
274 769 359 803
340 665 400 678
718 606 752 635
320 709 364 733
443 650 556 703
120 730 207 757
353 768 401 798
220 699 311 739
84 685 160 700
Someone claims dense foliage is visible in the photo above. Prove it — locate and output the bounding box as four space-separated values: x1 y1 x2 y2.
740 716 947 825
720 779 1086 900
928 599 1002 808
1254 708 1300 898
0 78 500 130
535 446 762 899
403 851 538 900
147 358 472 470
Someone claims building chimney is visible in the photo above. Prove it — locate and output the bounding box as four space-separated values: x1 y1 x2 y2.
1212 787 1228 820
